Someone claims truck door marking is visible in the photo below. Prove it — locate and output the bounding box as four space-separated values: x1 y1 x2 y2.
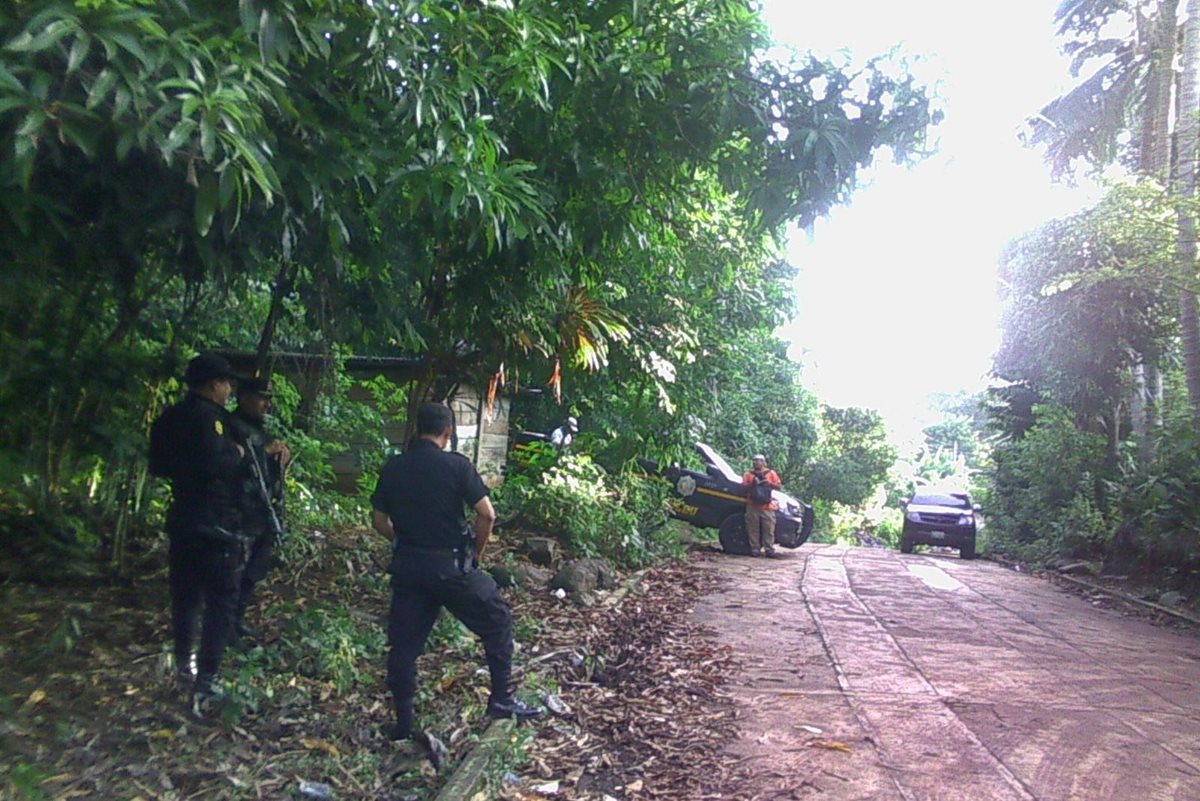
696 487 745 503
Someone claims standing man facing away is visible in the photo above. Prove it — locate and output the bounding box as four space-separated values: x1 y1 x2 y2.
742 454 782 558
371 402 542 742
229 376 290 641
148 352 250 715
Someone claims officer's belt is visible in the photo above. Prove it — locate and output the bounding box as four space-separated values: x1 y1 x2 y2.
393 542 462 557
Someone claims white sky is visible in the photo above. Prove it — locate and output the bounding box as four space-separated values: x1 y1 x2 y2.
761 1 1102 446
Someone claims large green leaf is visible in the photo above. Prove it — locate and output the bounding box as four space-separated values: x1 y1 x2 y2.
194 172 219 236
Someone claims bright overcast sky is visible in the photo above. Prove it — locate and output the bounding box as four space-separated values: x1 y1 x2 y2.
761 0 1102 445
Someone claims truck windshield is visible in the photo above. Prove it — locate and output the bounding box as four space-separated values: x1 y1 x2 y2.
911 494 970 509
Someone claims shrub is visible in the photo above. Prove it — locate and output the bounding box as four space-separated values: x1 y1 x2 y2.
276 603 385 693
495 452 676 567
984 403 1108 562
1054 483 1112 556
1105 426 1200 568
874 509 903 548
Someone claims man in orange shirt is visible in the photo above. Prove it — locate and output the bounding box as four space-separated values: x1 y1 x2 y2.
742 454 782 558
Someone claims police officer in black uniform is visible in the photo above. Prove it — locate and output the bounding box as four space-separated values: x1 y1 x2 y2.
371 402 542 741
149 352 250 716
229 376 289 640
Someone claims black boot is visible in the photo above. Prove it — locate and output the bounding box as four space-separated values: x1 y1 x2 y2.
381 722 413 742
190 674 223 719
383 694 414 741
486 693 543 721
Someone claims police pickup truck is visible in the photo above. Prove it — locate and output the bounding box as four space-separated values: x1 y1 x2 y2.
641 443 815 555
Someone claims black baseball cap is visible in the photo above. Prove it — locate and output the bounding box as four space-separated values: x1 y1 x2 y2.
183 352 238 386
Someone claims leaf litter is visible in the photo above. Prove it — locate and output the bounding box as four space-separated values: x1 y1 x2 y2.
498 559 751 800
0 530 762 800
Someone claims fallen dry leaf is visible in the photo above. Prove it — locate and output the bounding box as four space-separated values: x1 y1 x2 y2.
301 737 340 757
22 688 47 709
810 740 853 753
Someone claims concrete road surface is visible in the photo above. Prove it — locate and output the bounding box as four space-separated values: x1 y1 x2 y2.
692 544 1200 801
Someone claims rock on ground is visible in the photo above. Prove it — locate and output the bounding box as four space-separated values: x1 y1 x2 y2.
551 559 620 603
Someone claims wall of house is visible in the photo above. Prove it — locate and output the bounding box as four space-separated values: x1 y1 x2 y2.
447 390 510 487
330 383 510 493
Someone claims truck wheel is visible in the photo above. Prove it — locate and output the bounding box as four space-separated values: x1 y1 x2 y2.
718 514 751 555
960 538 976 560
900 536 914 554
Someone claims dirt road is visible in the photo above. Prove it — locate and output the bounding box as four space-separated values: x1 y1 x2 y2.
692 544 1200 801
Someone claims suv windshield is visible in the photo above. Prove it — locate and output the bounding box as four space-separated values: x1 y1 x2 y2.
911 493 970 509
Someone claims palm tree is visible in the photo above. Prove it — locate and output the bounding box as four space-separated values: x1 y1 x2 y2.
1026 0 1186 443
1028 0 1177 179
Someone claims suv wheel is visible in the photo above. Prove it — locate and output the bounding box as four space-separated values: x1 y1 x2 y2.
899 535 914 554
960 538 976 560
718 513 751 555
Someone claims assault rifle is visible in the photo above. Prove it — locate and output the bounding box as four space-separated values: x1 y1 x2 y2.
246 444 285 545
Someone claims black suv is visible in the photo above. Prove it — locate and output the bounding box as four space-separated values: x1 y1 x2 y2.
900 490 979 559
641 443 815 555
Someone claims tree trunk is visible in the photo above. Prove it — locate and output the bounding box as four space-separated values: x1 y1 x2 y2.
1131 360 1149 459
1142 1 1179 177
254 260 299 377
1105 402 1123 472
1148 363 1164 430
1176 0 1200 425
402 365 438 449
1131 1 1179 457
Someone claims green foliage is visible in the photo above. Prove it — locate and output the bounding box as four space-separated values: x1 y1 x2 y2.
803 406 896 508
507 440 560 479
1058 485 1112 555
1105 418 1200 565
482 724 537 795
218 646 277 727
428 613 472 652
37 604 91 659
995 184 1176 421
806 497 836 542
986 176 1196 567
874 509 904 549
512 614 544 643
899 398 993 500
810 501 863 546
258 361 409 535
5 762 50 801
694 336 821 486
983 169 1200 569
0 0 936 570
984 404 1109 562
496 453 676 568
276 603 386 694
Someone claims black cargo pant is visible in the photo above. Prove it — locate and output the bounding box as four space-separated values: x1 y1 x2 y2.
169 528 246 679
387 548 513 733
